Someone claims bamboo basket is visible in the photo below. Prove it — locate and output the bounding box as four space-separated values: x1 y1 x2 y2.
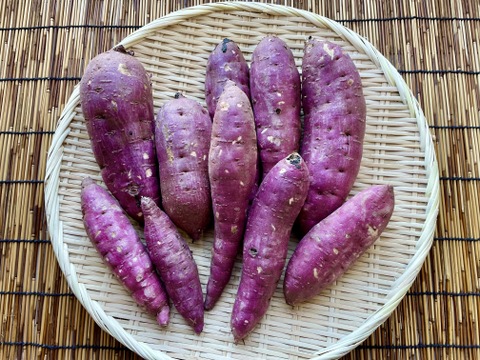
44 2 440 359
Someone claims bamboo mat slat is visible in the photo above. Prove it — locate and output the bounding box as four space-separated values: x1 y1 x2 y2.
1 1 479 359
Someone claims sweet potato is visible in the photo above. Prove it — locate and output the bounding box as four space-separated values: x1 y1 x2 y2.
297 38 367 234
230 153 309 342
250 35 301 178
141 197 204 334
284 185 395 306
204 81 257 311
80 177 170 326
155 93 212 241
79 45 160 223
205 38 250 119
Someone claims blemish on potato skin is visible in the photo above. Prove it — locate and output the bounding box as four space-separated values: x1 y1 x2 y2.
219 101 229 111
145 168 153 178
231 225 238 234
313 268 319 279
323 43 335 60
118 63 131 76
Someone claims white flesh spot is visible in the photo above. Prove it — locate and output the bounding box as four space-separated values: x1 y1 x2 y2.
118 63 131 76
323 43 335 60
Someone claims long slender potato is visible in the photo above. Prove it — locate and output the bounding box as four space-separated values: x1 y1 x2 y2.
80 177 170 326
204 81 258 311
231 153 309 342
297 38 367 235
284 185 395 305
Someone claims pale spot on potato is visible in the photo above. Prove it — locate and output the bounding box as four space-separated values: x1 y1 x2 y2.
237 103 243 108
333 248 339 255
219 101 229 111
288 197 294 205
345 233 351 239
215 212 220 219
232 136 242 145
146 168 153 178
224 63 232 71
116 245 122 253
347 78 354 86
323 43 335 60
276 92 282 97
225 169 230 174
240 181 245 186
261 128 268 134
257 266 263 274
144 286 155 298
313 268 319 279
279 168 287 175
118 63 131 76
143 152 149 160
190 151 197 157
95 230 102 238
277 101 285 106
367 225 379 238
267 135 281 146
111 100 118 111
135 273 144 282
231 225 238 234
271 224 276 231
203 154 207 161
137 211 143 218
166 147 174 163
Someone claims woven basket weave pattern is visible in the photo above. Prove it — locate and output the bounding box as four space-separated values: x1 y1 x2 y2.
45 3 439 360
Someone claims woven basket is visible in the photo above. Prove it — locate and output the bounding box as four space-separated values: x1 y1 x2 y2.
45 2 440 359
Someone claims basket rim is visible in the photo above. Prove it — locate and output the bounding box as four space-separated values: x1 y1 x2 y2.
44 2 440 360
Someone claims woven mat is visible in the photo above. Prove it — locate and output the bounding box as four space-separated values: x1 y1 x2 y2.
0 1 479 359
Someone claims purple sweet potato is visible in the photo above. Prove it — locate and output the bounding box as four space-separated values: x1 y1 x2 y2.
205 38 250 119
141 196 204 334
79 45 160 223
155 93 212 241
284 184 395 306
204 81 258 311
297 38 367 235
231 153 309 342
250 35 301 178
80 177 170 326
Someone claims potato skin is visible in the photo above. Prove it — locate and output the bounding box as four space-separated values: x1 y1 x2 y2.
297 38 367 234
231 153 309 342
284 185 395 306
155 93 212 241
204 81 258 311
80 177 170 327
141 197 204 334
205 38 250 119
79 45 160 223
250 35 301 178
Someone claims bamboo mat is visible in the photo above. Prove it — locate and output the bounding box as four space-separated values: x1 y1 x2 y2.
0 1 478 359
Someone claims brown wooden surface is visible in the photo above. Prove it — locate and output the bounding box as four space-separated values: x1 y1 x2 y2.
1 1 479 359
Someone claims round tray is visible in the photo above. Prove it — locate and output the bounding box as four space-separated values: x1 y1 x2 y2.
45 2 440 359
